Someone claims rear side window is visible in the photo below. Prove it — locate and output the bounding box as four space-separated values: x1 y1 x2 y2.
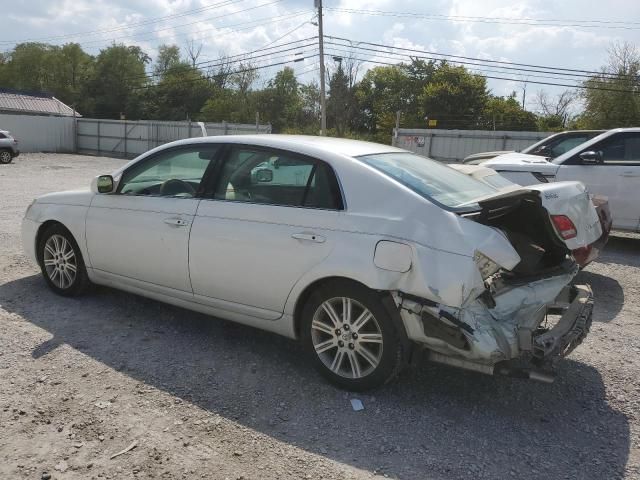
213 147 343 209
357 152 496 210
0 133 6 139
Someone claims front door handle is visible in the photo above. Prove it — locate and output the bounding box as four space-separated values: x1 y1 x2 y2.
621 172 640 177
292 232 326 243
164 217 190 227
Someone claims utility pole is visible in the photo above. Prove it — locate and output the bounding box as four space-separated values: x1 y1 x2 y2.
316 0 327 136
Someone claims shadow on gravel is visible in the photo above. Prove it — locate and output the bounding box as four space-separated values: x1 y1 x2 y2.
595 234 640 268
575 270 623 323
1 275 631 480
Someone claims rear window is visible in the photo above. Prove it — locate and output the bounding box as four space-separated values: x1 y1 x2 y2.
0 133 6 139
357 152 497 210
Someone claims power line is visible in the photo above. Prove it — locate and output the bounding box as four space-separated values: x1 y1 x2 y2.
79 10 313 54
130 54 317 91
325 52 640 95
324 7 640 30
324 41 623 84
0 0 248 45
326 35 638 80
123 38 317 83
74 0 288 48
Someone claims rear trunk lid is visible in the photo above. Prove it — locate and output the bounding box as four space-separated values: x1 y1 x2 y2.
527 181 602 250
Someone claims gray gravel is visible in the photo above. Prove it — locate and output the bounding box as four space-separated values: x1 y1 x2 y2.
1 153 639 480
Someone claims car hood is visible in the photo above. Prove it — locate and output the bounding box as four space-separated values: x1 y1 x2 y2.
483 152 559 174
36 189 95 207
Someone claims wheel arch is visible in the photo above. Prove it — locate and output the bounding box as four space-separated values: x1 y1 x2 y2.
291 276 409 350
35 220 77 266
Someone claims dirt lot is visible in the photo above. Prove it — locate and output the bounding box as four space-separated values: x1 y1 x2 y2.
1 153 639 480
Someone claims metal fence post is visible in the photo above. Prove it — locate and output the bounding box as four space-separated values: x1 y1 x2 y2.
223 120 228 135
97 121 101 155
124 119 127 158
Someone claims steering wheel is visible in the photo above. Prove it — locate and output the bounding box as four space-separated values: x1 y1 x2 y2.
159 179 197 197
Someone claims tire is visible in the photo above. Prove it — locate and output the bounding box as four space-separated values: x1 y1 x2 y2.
301 280 405 391
0 150 12 164
37 224 90 296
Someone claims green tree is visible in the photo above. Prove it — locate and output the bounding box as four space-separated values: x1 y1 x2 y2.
257 67 300 132
578 41 640 128
480 92 538 131
85 44 150 118
419 62 489 129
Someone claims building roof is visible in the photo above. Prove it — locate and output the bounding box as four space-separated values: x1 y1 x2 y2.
0 89 80 117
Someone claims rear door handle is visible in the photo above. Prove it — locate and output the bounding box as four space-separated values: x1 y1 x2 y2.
292 232 325 243
164 217 190 227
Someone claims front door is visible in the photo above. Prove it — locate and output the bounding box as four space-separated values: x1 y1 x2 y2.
556 132 640 231
189 144 344 318
86 144 220 293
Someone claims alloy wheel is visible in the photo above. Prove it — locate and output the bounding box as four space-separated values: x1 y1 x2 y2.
43 234 78 289
311 296 384 379
0 151 11 164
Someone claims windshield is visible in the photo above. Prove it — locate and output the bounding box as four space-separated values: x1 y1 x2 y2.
357 152 497 210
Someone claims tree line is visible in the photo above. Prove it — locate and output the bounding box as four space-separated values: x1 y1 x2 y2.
0 41 638 143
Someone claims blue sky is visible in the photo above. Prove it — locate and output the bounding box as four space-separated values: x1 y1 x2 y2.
2 0 639 112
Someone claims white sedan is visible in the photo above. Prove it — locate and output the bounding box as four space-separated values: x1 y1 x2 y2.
22 135 595 390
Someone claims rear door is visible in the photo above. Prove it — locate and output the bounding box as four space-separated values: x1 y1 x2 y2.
189 144 344 319
555 132 640 231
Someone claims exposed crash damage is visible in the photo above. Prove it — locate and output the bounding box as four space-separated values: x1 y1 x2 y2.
394 188 595 382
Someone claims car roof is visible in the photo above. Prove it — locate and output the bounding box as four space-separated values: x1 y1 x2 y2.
166 134 404 158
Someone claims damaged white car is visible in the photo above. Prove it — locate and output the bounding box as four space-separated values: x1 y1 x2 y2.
22 136 596 391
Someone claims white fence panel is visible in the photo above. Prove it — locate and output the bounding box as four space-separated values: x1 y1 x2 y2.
0 113 75 153
395 128 552 162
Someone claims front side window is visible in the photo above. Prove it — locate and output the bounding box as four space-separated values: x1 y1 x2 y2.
357 152 497 210
564 133 640 165
213 147 342 209
118 145 219 197
598 133 640 164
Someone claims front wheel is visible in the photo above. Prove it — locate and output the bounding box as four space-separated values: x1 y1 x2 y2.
38 224 90 296
301 280 405 391
0 150 12 164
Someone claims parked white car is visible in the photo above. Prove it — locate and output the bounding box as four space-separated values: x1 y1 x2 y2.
22 136 595 390
483 128 640 231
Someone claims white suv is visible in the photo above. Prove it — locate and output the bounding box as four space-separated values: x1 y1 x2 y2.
483 128 640 231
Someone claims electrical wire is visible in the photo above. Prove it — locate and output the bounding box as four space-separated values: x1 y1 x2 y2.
326 35 639 80
324 7 640 30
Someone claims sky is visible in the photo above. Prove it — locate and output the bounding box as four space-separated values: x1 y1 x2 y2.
2 0 639 112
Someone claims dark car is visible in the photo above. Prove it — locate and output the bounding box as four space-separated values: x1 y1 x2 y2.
0 129 20 164
464 130 605 164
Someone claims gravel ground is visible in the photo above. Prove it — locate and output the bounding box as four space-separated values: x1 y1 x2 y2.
1 153 639 480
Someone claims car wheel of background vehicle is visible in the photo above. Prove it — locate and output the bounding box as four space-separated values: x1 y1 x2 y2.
0 150 12 164
38 224 90 296
301 280 405 391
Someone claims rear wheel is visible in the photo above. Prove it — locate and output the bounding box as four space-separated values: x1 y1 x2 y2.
301 280 405 391
38 224 90 296
0 150 12 164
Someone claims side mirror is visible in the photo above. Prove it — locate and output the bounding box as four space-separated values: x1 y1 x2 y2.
579 151 602 165
254 168 273 183
95 175 115 193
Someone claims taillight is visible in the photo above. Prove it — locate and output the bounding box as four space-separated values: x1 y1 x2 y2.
551 215 577 240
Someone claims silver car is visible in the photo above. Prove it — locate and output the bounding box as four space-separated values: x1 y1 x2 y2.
0 129 20 164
